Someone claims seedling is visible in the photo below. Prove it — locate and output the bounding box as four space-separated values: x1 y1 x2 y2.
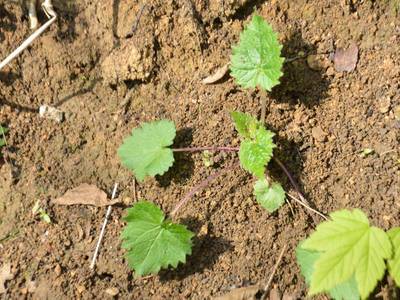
296 209 400 299
118 112 297 275
32 200 51 223
230 15 284 122
117 16 307 277
0 125 8 158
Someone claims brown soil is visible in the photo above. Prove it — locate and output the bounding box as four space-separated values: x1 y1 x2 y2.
0 0 399 299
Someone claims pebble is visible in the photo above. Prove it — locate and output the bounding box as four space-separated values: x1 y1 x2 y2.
105 287 119 296
379 97 391 114
54 264 62 277
312 126 327 142
306 54 329 71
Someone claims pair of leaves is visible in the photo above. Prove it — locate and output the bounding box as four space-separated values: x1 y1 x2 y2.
121 201 194 276
297 209 400 299
118 120 176 181
230 15 284 92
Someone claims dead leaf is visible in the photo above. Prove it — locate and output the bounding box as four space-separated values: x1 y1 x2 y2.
51 184 119 206
0 263 13 294
214 285 260 300
333 42 359 72
202 63 229 84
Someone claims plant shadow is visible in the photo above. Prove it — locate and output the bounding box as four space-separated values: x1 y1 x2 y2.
0 4 16 43
53 0 79 42
159 216 233 281
156 128 195 187
271 30 330 107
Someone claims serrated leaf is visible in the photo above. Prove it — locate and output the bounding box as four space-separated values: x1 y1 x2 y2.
238 126 275 178
296 245 360 300
302 209 392 299
118 120 176 181
253 179 285 212
388 227 400 286
231 111 258 139
230 15 284 91
121 201 194 276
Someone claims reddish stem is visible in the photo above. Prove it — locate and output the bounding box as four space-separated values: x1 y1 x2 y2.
172 146 239 152
170 164 237 218
272 157 310 206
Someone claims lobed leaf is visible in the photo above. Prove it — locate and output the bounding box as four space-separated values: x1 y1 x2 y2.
121 201 194 276
230 15 284 91
302 209 392 299
253 179 285 212
388 227 400 286
231 112 276 179
118 120 176 181
296 245 360 300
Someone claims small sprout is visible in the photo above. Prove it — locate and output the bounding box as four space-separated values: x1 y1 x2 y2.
360 148 374 157
202 150 214 167
0 125 8 153
32 200 51 223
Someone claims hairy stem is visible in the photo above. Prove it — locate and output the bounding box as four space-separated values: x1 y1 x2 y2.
172 146 239 152
260 97 266 124
272 157 310 206
170 164 237 218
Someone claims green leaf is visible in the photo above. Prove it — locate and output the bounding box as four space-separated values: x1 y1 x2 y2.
302 209 392 299
388 227 400 286
0 125 8 135
231 112 275 178
231 111 258 139
118 120 176 181
253 179 285 212
0 139 5 147
121 201 194 276
296 245 360 300
230 15 284 91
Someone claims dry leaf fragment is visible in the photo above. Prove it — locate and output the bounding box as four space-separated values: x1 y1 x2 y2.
202 63 229 84
0 263 13 294
52 184 119 206
333 42 359 72
214 285 261 300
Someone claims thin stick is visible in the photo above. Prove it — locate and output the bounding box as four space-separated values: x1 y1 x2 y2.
170 164 236 218
263 245 287 297
90 183 119 269
0 15 57 70
273 157 310 206
287 193 327 220
172 146 239 153
133 178 137 202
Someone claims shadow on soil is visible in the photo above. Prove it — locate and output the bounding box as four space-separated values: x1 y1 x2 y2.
156 128 195 187
271 30 330 107
159 216 233 280
0 4 16 43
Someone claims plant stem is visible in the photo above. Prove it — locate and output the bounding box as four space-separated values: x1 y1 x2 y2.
170 164 237 218
172 146 239 153
260 89 267 123
272 157 310 206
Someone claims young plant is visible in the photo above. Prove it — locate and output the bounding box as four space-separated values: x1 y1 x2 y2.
0 125 8 157
230 15 284 122
296 208 400 299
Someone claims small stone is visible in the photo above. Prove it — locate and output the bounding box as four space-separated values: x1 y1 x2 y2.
54 264 62 277
198 224 208 236
312 126 327 142
394 105 400 120
105 287 119 296
76 285 85 294
379 97 391 113
39 105 64 123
